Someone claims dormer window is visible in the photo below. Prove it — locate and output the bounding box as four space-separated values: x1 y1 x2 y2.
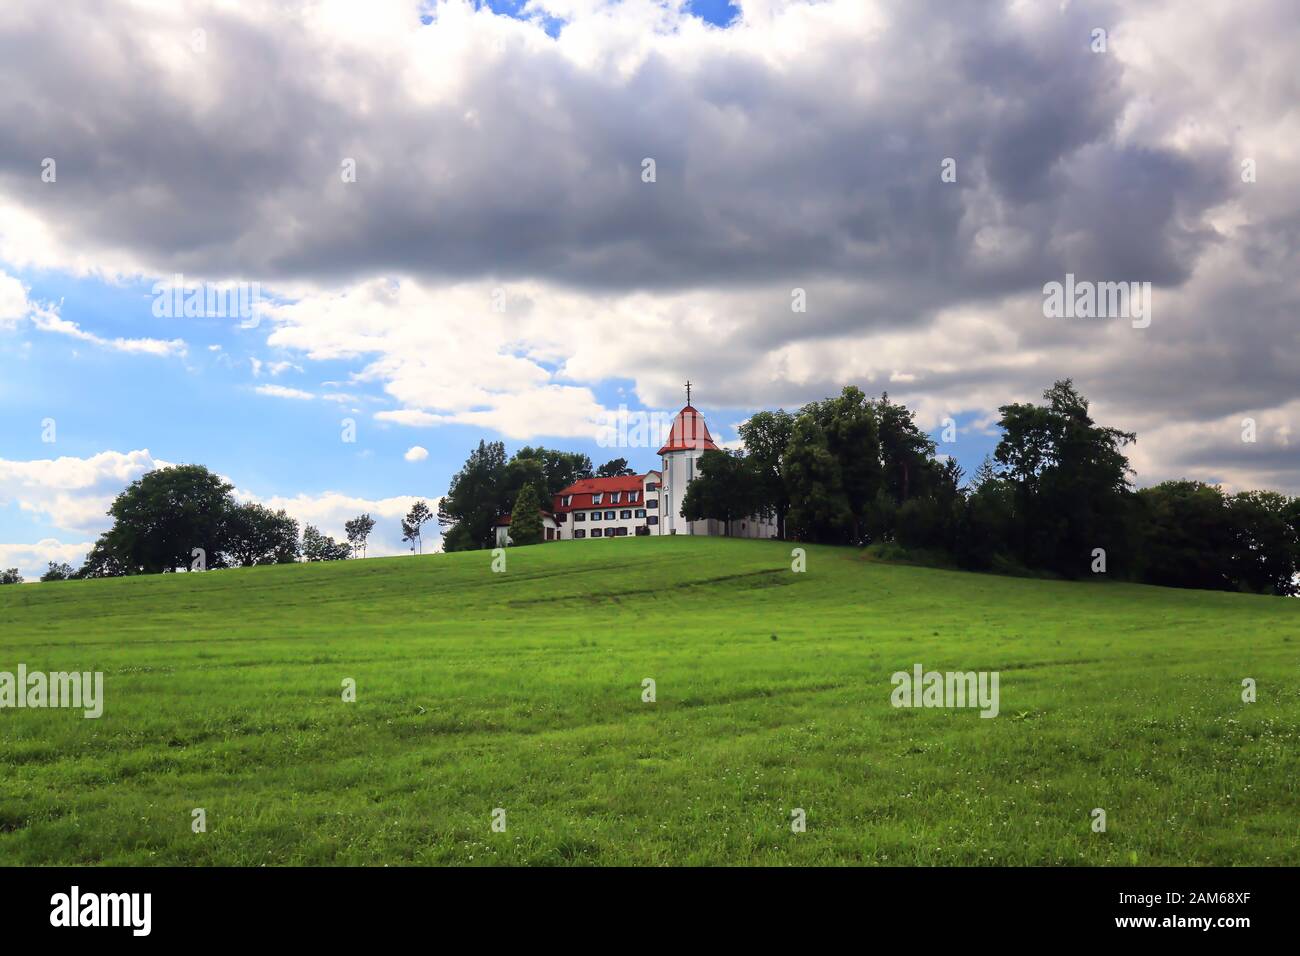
561 495 572 507
629 491 639 503
611 492 621 504
592 493 602 506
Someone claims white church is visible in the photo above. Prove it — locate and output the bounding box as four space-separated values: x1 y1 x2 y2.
494 385 778 544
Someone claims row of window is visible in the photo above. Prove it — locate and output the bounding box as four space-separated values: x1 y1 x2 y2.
589 490 639 506
572 518 658 539
574 509 649 521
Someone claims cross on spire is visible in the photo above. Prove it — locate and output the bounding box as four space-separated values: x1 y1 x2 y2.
685 380 692 406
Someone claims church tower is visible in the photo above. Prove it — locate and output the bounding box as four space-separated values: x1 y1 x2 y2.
657 381 720 535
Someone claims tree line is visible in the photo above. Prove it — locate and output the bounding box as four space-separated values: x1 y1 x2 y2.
680 380 1300 596
0 465 441 581
7 379 1295 596
1 447 640 582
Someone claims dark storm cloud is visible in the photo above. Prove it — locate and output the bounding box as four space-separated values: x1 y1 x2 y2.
1 0 1297 490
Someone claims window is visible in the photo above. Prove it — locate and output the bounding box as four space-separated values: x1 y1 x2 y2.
592 493 602 506
604 510 615 520
574 512 585 521
620 510 632 520
646 499 658 509
573 529 586 539
635 509 646 518
645 482 658 492
561 495 572 507
647 515 658 525
629 491 638 503
555 513 566 523
611 492 621 504
589 511 600 522
600 528 611 537
615 527 628 536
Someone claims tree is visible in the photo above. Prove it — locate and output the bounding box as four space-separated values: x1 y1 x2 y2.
681 450 762 535
783 414 853 543
738 409 795 538
595 457 636 478
794 387 884 543
994 380 1135 576
75 534 130 579
222 503 300 567
508 483 545 545
40 562 74 582
1226 490 1297 596
98 465 234 573
0 568 22 585
873 392 938 504
404 500 433 554
345 514 377 558
438 440 508 551
301 525 350 561
513 447 593 497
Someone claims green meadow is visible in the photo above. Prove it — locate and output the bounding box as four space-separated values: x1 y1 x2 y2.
0 536 1296 866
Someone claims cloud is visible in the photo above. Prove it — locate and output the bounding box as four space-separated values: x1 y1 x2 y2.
232 489 433 556
0 269 32 325
0 538 95 582
404 445 429 461
0 0 1296 491
0 449 166 533
254 384 315 400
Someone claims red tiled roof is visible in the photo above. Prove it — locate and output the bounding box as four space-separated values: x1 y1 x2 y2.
552 473 658 513
657 405 719 456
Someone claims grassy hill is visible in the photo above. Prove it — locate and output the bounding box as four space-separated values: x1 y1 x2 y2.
1 536 1296 866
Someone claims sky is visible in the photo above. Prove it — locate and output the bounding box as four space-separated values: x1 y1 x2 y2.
1 0 1297 579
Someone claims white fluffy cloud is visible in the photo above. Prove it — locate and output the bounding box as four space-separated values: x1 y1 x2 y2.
232 489 432 556
403 445 429 461
0 539 95 582
0 449 165 533
0 0 1297 491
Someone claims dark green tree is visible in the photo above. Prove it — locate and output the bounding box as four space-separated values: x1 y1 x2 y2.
508 483 545 545
302 525 350 561
40 561 74 582
438 440 508 551
784 414 853 542
680 450 762 535
0 568 22 585
222 503 300 566
738 409 795 538
99 465 234 573
994 380 1135 576
595 457 636 478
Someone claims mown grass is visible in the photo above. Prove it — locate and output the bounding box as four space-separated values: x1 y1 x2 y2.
0 536 1296 865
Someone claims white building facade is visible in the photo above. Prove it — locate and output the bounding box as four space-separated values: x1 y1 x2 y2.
656 403 778 539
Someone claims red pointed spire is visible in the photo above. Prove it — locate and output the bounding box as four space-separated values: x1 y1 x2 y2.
657 403 719 456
